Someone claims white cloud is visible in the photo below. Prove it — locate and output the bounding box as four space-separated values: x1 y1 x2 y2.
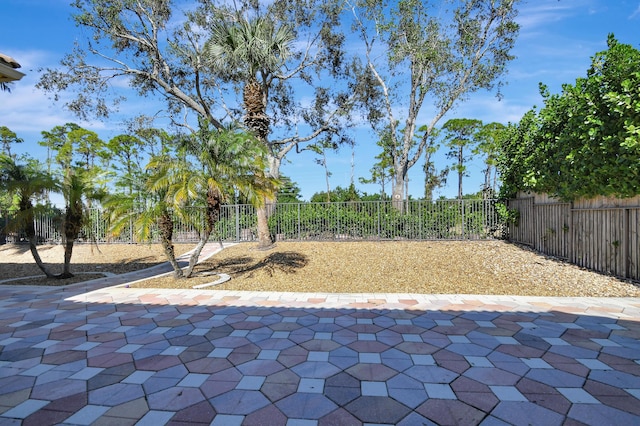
630 4 640 19
516 0 596 37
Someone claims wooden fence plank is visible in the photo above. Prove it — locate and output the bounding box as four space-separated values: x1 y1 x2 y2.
512 194 639 281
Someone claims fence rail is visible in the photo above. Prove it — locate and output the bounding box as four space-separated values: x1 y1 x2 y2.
508 195 640 281
1 199 503 245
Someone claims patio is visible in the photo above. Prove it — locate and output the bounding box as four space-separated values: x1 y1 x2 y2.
0 244 639 425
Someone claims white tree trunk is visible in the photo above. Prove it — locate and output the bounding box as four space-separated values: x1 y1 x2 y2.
392 175 405 212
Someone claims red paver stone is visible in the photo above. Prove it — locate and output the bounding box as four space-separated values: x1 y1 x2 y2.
89 383 145 406
417 399 485 425
185 357 233 374
43 392 88 413
346 363 398 381
526 392 572 415
88 352 133 368
347 340 389 353
23 408 71 426
31 378 86 401
42 350 87 365
103 397 149 420
87 332 126 343
147 387 206 411
345 396 410 424
319 408 363 425
243 403 288 425
134 354 182 370
456 391 499 412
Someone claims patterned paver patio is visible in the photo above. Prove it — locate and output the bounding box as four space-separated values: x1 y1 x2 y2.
1 244 639 425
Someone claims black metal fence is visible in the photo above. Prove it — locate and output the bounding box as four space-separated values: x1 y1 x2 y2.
1 199 503 244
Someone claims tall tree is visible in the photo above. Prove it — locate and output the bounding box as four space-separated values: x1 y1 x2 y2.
202 8 349 247
40 123 80 174
423 159 448 201
277 176 302 203
419 124 447 200
442 118 482 199
360 127 397 199
475 122 507 197
37 0 352 248
106 134 147 196
0 126 23 158
350 0 520 209
306 140 337 203
66 127 107 172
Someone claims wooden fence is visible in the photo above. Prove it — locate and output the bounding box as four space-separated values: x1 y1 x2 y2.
508 194 640 281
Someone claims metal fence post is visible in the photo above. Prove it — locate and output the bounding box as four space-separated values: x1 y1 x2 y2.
419 200 423 240
235 204 240 242
377 201 381 239
297 203 301 241
461 199 465 239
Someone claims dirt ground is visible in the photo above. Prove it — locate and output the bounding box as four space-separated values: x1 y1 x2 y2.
0 243 194 286
2 240 639 297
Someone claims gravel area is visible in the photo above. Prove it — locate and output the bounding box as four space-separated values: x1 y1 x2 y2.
0 243 194 286
139 240 640 297
1 240 638 297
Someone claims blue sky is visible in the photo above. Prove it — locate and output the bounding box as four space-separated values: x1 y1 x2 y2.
1 0 639 202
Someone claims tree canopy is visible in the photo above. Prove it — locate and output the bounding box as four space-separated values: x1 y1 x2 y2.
499 35 640 201
37 0 351 175
349 0 520 209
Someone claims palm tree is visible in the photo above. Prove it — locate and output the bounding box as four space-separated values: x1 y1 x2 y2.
204 15 294 248
184 123 278 274
105 125 277 279
0 155 58 277
104 155 185 278
58 166 105 278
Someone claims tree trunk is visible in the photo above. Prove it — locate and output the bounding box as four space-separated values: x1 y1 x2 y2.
183 189 221 278
391 163 407 213
253 153 281 249
28 237 55 278
391 172 406 212
23 208 56 278
256 205 273 249
184 233 209 278
161 238 183 278
158 213 183 278
59 240 75 279
60 206 82 279
457 146 463 200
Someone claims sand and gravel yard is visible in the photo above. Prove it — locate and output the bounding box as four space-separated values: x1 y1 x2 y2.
2 240 638 297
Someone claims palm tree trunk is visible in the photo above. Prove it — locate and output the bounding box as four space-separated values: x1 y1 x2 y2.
22 206 56 278
256 204 273 249
59 206 82 279
28 237 55 278
59 240 75 279
184 234 209 278
184 189 220 278
158 212 183 278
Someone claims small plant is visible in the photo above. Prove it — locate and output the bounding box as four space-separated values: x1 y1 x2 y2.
496 202 519 226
